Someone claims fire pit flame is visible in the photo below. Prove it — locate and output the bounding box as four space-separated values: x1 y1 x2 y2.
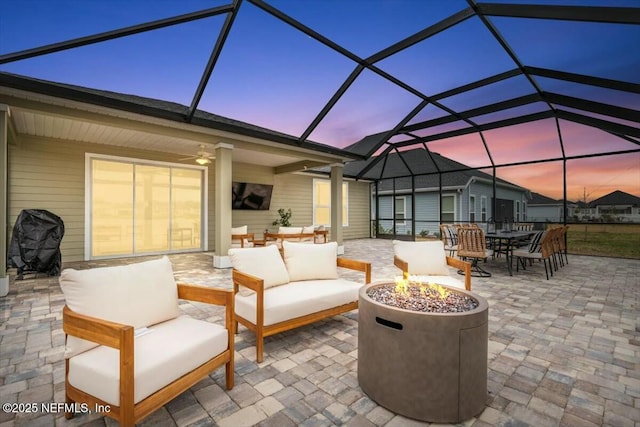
369 278 478 313
394 277 449 299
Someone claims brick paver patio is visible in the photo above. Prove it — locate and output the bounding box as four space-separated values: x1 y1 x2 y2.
1 238 638 426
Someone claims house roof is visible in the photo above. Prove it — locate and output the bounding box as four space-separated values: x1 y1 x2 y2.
529 192 562 205
343 147 528 193
0 72 364 162
589 190 640 207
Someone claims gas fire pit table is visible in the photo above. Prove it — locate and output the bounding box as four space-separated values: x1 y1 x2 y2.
358 280 488 423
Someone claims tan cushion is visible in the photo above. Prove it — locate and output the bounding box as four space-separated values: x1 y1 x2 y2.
393 240 450 276
60 256 179 357
67 316 228 406
235 279 362 326
283 241 338 282
229 245 290 296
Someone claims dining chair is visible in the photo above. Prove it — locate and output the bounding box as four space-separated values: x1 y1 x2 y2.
456 227 494 277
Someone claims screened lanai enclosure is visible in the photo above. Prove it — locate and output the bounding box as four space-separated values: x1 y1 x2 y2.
1 1 638 249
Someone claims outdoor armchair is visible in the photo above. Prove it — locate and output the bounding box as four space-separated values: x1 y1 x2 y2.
393 240 472 291
457 228 494 277
60 256 234 427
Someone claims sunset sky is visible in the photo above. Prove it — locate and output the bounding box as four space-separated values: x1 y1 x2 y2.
1 0 638 201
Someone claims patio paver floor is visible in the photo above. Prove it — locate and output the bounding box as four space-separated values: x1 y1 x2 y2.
1 238 638 426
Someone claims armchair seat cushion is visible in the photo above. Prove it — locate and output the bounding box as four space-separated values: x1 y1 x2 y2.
406 275 466 290
235 279 362 326
67 316 228 406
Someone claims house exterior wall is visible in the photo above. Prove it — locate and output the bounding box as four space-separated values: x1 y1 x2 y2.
8 137 370 263
528 205 564 222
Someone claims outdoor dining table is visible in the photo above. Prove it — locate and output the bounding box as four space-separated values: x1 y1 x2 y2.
484 230 536 276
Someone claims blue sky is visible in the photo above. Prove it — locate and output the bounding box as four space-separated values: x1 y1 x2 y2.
1 0 638 199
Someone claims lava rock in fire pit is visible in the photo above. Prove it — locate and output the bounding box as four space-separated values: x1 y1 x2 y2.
366 283 478 313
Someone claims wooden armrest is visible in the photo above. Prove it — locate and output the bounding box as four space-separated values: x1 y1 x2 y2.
232 269 264 294
62 305 133 350
393 256 409 280
178 284 234 331
337 258 372 284
177 283 233 306
446 256 471 291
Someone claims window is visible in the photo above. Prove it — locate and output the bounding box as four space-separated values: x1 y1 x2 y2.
88 155 205 259
516 201 521 222
441 195 455 222
523 202 527 221
313 180 348 226
395 196 406 225
481 196 487 222
469 195 476 222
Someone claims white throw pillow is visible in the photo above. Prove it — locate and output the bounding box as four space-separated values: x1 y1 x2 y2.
231 225 248 235
282 241 338 282
393 240 450 276
278 226 302 234
60 256 180 357
229 245 290 296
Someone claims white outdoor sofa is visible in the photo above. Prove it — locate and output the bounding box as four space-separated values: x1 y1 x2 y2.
230 241 371 362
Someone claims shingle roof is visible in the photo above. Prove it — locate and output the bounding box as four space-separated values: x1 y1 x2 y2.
0 71 364 161
589 190 640 207
343 147 527 192
529 192 561 205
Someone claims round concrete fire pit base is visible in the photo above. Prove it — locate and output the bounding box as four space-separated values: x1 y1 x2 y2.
358 282 489 423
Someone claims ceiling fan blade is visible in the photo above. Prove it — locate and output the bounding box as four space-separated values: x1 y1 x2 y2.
178 156 197 160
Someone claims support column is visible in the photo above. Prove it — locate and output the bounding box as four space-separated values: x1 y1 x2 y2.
330 163 344 255
213 143 233 268
0 105 9 296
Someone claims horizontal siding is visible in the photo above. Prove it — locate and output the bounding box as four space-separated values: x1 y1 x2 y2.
8 137 370 262
8 136 215 263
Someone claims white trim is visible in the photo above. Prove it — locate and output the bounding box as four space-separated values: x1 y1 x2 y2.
0 277 8 297
213 255 232 269
312 179 349 227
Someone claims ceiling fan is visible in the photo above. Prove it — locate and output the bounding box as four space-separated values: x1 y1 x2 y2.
179 144 215 165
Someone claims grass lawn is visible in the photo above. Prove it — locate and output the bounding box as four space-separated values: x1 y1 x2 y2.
563 224 640 259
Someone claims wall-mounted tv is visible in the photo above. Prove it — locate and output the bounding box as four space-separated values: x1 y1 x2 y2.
232 182 273 210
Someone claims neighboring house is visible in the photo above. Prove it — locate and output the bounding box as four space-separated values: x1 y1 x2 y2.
573 190 640 223
527 192 571 223
342 148 532 238
528 190 640 223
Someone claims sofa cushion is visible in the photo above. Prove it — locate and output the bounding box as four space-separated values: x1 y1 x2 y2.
235 279 362 326
231 225 248 235
406 275 465 290
301 225 315 242
60 256 180 357
67 316 228 406
393 240 450 276
283 241 338 282
229 245 290 296
231 225 253 248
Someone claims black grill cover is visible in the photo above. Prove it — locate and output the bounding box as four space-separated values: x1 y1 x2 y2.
7 209 65 278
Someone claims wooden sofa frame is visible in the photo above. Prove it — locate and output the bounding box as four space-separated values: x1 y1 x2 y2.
63 284 234 427
394 255 472 291
231 232 255 248
233 257 371 363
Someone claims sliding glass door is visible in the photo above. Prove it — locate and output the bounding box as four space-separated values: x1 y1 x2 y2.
89 156 205 258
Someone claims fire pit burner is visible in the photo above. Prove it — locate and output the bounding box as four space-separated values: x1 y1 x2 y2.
358 281 489 423
366 282 478 313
